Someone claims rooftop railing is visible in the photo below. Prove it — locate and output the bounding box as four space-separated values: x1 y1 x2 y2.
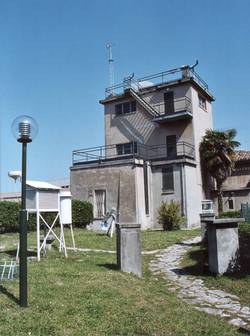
105 65 210 97
72 141 195 165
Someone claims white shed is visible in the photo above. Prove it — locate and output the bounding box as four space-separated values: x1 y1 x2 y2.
25 180 75 261
26 180 61 212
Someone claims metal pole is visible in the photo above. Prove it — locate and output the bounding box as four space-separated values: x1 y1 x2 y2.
19 142 28 307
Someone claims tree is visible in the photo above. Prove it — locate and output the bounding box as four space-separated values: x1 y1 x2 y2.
199 129 240 214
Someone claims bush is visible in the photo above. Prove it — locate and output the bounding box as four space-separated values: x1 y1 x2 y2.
0 199 93 233
218 210 241 218
72 199 93 228
157 201 184 231
0 201 20 233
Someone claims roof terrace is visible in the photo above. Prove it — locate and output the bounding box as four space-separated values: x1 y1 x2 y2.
104 62 214 100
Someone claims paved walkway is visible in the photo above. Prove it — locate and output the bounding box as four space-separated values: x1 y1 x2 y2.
149 236 250 330
67 247 161 255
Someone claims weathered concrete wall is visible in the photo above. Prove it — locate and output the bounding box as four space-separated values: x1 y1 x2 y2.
207 219 243 274
213 189 250 213
71 164 137 224
151 163 182 228
223 174 250 190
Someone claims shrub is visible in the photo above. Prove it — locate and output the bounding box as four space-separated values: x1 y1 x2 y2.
218 210 241 219
72 199 93 228
0 199 93 233
157 201 184 231
0 201 20 233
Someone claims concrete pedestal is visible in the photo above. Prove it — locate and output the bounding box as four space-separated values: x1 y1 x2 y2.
116 223 142 277
207 218 244 274
200 213 215 242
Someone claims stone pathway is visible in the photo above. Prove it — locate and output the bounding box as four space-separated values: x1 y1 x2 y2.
149 236 250 330
67 247 161 255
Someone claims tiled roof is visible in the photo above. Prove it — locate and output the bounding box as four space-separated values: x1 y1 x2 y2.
234 150 250 161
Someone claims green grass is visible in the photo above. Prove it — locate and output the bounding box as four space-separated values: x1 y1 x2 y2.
0 228 200 253
182 223 250 306
0 228 244 336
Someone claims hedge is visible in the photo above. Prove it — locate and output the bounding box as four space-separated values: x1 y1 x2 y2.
0 201 20 233
72 199 93 228
0 199 93 234
217 210 241 219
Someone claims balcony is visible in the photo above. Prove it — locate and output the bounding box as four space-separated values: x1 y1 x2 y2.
152 96 192 123
72 142 195 166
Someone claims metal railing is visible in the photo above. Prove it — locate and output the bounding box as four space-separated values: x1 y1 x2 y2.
152 96 192 116
72 141 195 165
105 65 210 97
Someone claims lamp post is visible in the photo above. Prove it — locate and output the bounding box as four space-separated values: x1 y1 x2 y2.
11 115 38 307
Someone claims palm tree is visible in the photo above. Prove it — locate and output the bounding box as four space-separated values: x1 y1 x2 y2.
199 129 240 214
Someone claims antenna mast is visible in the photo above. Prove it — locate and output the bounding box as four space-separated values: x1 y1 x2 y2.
106 43 114 94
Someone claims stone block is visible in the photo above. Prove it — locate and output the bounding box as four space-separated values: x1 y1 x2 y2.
116 223 142 277
207 218 245 274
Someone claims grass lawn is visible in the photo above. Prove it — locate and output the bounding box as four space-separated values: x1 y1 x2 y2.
0 228 245 336
182 223 250 306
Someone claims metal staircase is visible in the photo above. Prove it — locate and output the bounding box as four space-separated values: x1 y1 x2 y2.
121 75 160 118
128 88 160 118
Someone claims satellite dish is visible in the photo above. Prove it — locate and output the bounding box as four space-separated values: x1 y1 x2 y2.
8 171 22 182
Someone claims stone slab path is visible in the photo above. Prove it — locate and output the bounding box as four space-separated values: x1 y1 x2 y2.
149 236 250 331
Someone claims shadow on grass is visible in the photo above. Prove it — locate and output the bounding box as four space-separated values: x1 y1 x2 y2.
97 263 119 270
238 326 250 335
0 249 37 258
0 284 19 304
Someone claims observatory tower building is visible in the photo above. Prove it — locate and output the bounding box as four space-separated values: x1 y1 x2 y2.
70 64 214 229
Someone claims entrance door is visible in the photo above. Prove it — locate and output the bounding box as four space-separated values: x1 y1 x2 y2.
164 92 174 114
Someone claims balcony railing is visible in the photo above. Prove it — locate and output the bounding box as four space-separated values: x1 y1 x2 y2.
72 142 195 165
152 96 192 116
105 65 211 97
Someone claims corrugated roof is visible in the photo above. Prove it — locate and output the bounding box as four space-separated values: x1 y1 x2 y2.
235 150 250 162
26 180 61 190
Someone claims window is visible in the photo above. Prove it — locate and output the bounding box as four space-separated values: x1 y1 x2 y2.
198 95 206 110
115 101 136 116
94 190 106 218
116 142 137 155
162 166 174 192
166 135 177 158
228 198 234 210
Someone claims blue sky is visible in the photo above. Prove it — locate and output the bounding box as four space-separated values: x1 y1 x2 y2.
1 0 250 192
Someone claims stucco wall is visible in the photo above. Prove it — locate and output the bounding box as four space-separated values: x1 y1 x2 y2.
104 84 194 150
71 164 137 224
213 190 250 212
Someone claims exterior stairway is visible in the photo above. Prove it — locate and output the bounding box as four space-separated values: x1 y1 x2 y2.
128 88 160 118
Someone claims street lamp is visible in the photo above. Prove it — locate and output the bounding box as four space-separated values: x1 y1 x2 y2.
11 115 38 307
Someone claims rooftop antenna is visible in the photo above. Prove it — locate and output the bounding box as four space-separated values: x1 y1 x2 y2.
106 43 114 94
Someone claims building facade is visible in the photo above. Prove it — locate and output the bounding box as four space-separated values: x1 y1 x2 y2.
70 64 214 229
214 151 250 212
